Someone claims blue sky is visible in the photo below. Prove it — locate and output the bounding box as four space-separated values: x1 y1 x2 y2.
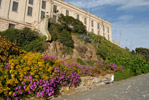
65 0 149 50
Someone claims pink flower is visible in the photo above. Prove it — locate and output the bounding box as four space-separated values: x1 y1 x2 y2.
13 93 17 96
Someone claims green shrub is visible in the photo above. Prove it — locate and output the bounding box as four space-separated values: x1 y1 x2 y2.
79 34 92 43
106 54 149 76
23 36 47 52
114 68 133 81
59 29 74 48
0 28 47 52
58 14 87 34
135 47 149 61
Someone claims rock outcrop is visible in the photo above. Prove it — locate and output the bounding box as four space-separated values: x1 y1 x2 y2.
44 35 98 61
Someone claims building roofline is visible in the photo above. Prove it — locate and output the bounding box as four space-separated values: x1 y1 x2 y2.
53 0 111 25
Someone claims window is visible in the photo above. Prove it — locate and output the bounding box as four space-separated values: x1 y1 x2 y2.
53 15 57 21
97 23 100 29
91 29 94 33
84 18 87 25
41 11 45 19
77 14 79 20
66 10 69 16
91 20 94 27
0 0 2 7
103 33 105 37
8 24 15 28
42 0 46 9
108 34 110 40
107 27 109 33
29 0 34 5
27 7 32 16
103 25 105 32
53 5 57 13
12 1 18 12
98 31 100 35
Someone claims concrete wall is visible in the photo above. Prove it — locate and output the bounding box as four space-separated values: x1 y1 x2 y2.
0 0 112 42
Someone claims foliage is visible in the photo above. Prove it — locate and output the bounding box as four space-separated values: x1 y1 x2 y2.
106 54 149 76
0 28 47 52
0 52 124 99
23 36 47 52
58 14 87 34
89 34 130 60
114 68 133 81
135 47 149 61
79 34 92 43
76 58 87 65
59 29 74 48
0 36 26 64
49 21 74 50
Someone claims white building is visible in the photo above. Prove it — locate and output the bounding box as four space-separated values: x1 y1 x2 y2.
0 0 115 43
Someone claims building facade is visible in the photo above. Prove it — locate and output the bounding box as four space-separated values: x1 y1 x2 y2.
0 0 113 42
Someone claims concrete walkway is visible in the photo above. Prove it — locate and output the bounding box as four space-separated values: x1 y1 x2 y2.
53 73 149 100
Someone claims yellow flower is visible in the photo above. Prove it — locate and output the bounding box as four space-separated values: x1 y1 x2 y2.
9 91 13 95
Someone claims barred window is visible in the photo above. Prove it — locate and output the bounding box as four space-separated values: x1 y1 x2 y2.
8 24 15 28
98 31 100 35
91 20 94 27
53 15 57 21
108 34 110 40
107 27 109 33
27 7 33 16
84 18 87 25
41 11 45 19
77 14 79 20
91 29 94 33
103 25 105 32
42 0 46 9
53 5 57 13
12 1 18 12
29 0 33 5
97 23 100 29
0 0 2 7
66 10 69 16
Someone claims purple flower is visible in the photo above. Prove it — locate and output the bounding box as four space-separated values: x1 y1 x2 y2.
48 92 52 96
13 93 17 96
6 97 11 100
15 97 18 100
22 82 25 85
28 90 31 94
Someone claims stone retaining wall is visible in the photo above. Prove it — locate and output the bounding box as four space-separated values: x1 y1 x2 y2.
59 74 114 95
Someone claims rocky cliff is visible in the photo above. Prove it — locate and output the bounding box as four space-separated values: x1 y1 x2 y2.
44 35 98 61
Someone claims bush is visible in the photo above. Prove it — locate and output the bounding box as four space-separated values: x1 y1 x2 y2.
106 54 149 76
23 36 47 52
79 34 92 43
48 20 74 50
0 36 26 64
58 14 87 34
135 47 149 61
58 29 74 48
0 28 47 52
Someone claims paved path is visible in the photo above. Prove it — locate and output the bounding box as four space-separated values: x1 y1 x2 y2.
53 73 149 100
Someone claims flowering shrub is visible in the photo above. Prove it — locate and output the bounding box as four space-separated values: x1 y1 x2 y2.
0 52 124 99
0 36 26 64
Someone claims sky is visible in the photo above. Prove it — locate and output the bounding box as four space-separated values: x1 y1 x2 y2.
65 0 149 50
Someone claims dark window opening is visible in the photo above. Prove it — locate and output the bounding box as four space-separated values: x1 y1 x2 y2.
12 1 18 12
8 24 15 28
42 1 46 9
27 7 33 16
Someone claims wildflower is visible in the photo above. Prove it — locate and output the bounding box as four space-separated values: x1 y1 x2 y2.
13 93 17 96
